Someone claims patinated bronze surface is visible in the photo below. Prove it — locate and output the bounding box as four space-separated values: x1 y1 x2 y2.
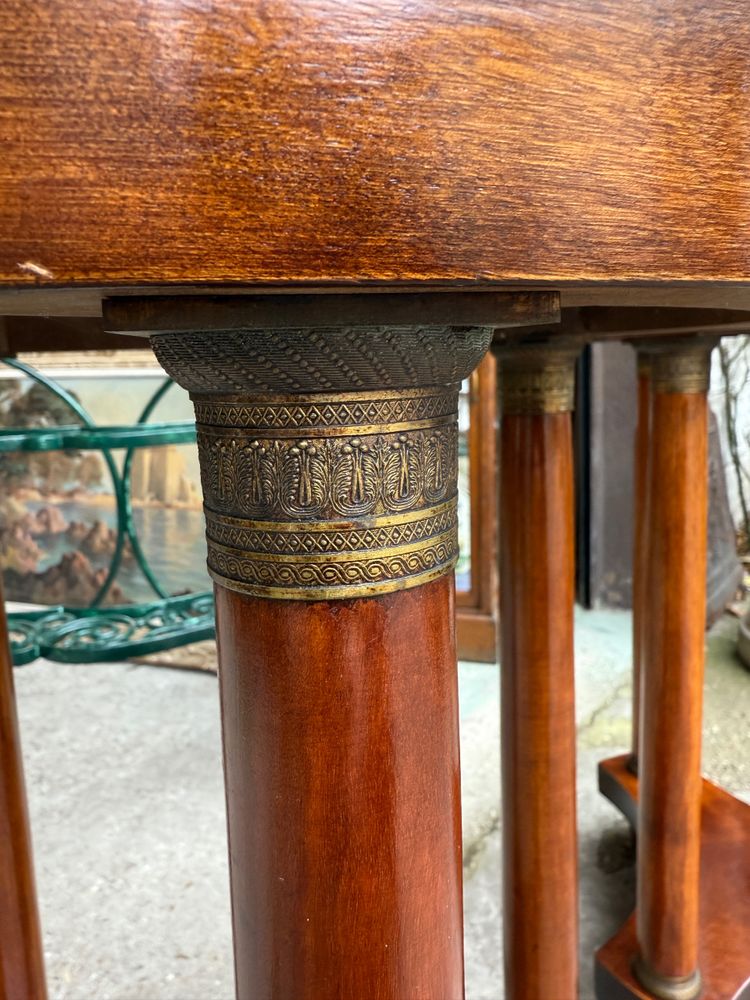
643 342 714 395
155 326 490 600
494 342 581 415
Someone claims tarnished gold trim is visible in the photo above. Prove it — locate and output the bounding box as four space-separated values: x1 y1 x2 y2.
500 363 575 414
192 386 458 430
207 558 458 601
632 955 702 1000
192 378 462 600
204 496 457 533
209 527 456 564
649 347 712 394
204 502 457 559
197 386 458 405
492 342 581 415
196 422 457 521
157 326 490 600
196 413 452 440
206 533 458 599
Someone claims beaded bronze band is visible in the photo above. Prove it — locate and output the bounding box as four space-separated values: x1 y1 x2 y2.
194 388 460 600
649 345 712 394
152 324 492 600
493 342 581 415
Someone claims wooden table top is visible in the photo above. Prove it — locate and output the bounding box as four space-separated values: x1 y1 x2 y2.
1 1 750 318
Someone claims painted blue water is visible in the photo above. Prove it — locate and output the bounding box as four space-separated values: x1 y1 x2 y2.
25 499 210 601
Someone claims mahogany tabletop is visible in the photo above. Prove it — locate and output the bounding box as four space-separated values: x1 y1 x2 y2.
1 1 750 319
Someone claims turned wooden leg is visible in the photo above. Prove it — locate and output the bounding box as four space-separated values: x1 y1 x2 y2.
153 323 493 1000
633 340 713 1000
0 582 47 1000
629 351 652 772
597 335 750 1000
492 341 580 1000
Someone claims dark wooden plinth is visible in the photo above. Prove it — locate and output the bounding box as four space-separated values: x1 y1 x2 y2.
595 755 750 1000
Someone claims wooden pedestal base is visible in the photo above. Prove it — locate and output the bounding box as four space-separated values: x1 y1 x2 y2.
595 755 750 1000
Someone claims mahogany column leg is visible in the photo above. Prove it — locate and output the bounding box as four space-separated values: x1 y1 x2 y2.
492 341 580 1000
215 579 461 999
633 341 713 1000
629 352 652 772
0 582 47 1000
153 324 492 1000
596 336 750 999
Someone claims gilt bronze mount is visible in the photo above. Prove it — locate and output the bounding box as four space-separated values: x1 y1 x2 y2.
492 339 582 415
632 956 703 1000
195 387 460 599
639 338 715 395
153 325 492 600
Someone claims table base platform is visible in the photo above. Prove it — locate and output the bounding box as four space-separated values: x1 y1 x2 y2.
595 754 750 1000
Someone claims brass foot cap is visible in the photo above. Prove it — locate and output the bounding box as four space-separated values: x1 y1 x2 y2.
632 956 702 1000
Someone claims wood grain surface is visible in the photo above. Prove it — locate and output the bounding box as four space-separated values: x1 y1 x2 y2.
637 384 709 983
1 1 750 292
629 360 651 766
596 755 750 1000
498 411 578 999
0 586 47 1000
214 577 465 1000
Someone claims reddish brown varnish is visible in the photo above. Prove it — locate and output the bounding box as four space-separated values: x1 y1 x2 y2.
596 755 750 1000
499 413 578 1000
629 364 651 767
457 352 499 663
0 590 46 1000
637 388 708 981
3 1 750 291
214 575 464 1000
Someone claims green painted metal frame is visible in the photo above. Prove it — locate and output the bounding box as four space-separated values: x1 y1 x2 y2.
0 359 216 665
7 593 215 665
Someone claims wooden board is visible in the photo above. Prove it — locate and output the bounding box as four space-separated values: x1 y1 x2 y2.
1 1 750 297
596 755 750 1000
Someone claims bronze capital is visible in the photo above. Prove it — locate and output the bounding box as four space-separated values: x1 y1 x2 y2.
154 325 491 600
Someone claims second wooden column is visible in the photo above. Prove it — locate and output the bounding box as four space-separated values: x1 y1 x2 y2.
634 339 713 1000
493 340 580 1000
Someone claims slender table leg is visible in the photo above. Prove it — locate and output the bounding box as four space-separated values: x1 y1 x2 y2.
492 341 580 1000
629 352 652 773
596 337 750 999
633 340 713 1000
0 581 47 1000
152 324 492 1000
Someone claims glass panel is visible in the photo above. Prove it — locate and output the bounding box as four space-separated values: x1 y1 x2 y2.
0 356 209 607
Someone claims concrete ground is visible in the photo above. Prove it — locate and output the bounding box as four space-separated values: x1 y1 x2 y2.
12 608 750 1000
